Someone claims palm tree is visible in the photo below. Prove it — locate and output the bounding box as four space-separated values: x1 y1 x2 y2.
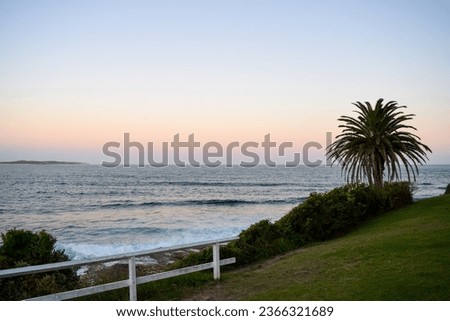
326 98 432 188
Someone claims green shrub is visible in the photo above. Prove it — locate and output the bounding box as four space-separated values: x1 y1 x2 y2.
277 184 385 244
382 182 413 209
169 247 214 269
0 229 79 300
230 219 295 265
170 220 295 268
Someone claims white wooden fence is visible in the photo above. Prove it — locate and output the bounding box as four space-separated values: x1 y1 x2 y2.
0 236 238 301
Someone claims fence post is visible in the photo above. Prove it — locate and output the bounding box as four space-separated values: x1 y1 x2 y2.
128 257 137 301
213 242 220 280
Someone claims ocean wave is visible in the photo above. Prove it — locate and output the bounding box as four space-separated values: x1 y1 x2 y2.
58 227 242 261
59 242 161 261
89 226 175 236
146 180 297 187
99 197 306 209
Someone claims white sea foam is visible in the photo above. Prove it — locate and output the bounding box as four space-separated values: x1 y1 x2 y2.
57 227 241 261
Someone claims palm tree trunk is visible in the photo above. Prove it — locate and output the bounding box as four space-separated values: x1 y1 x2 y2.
370 153 384 188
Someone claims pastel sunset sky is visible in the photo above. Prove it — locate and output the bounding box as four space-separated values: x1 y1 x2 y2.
1 0 449 164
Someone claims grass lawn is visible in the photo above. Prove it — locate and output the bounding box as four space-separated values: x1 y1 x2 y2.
182 194 450 300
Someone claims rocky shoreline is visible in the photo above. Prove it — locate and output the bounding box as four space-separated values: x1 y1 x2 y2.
78 248 202 287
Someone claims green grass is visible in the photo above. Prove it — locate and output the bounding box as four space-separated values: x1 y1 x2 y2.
182 195 450 300
79 271 213 301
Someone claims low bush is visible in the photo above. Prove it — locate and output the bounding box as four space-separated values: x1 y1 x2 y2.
228 219 295 265
0 229 79 300
381 181 413 209
277 184 386 244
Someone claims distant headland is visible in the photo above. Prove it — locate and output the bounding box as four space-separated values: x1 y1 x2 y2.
0 160 86 165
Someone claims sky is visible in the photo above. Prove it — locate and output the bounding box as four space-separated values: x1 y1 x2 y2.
1 0 449 165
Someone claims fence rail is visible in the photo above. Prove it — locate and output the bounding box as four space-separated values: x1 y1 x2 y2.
0 236 239 301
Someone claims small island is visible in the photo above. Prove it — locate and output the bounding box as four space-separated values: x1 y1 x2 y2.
0 160 85 165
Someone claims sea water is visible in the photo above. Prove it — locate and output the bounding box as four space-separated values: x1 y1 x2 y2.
0 164 448 260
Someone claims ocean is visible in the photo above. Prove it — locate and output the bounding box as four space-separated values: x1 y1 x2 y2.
0 164 448 261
